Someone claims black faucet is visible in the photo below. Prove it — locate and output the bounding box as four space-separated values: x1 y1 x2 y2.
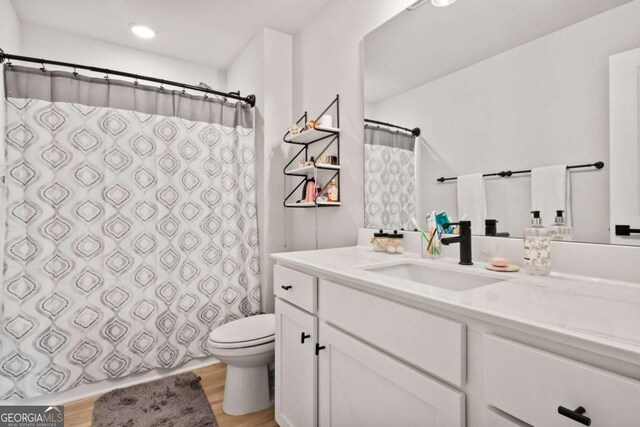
441 221 473 265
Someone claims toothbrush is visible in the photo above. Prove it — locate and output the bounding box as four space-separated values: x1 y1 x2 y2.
411 218 429 242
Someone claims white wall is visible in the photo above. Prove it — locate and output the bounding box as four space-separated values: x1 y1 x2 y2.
19 24 226 90
289 0 414 251
368 1 640 243
0 0 20 53
228 28 292 313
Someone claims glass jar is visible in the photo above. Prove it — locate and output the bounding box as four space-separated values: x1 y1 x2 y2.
386 230 404 254
423 230 443 259
370 230 389 252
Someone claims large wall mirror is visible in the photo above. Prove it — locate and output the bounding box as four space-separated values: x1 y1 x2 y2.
363 0 640 246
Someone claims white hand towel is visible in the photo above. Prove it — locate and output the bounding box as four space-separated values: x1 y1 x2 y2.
531 165 571 227
457 173 487 235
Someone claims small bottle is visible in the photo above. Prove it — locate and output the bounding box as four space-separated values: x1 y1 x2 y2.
326 180 338 202
523 211 552 276
303 178 316 203
550 210 573 241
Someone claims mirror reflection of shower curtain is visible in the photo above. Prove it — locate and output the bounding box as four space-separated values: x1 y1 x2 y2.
0 65 260 400
364 124 416 230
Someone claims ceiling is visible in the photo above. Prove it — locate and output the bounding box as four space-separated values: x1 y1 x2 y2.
11 0 331 70
365 0 634 103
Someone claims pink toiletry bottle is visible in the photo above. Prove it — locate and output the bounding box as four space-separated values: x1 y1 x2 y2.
304 178 316 202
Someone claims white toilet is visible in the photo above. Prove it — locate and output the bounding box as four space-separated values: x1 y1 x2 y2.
208 313 275 416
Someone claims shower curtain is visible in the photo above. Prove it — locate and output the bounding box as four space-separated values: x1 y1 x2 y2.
364 124 416 230
0 65 261 400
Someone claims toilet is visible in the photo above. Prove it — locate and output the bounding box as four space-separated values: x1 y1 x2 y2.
208 313 275 416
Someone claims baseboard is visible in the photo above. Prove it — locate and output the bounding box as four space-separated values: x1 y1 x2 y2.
7 357 220 406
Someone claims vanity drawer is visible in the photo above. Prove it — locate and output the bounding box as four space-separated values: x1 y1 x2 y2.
319 280 466 387
274 265 317 313
484 335 640 427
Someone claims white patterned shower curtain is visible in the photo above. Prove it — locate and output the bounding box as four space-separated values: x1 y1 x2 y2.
364 124 416 230
0 65 261 399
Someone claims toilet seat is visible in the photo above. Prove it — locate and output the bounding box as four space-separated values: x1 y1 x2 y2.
208 314 275 349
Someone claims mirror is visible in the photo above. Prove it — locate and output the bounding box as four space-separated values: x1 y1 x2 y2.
363 0 640 245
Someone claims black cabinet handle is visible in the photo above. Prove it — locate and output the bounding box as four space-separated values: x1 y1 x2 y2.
615 225 640 236
301 332 310 344
281 285 293 290
315 343 326 355
558 406 591 426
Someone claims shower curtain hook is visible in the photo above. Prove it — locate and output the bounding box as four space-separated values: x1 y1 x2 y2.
40 60 46 72
204 89 208 99
134 75 139 86
182 84 186 94
104 70 110 83
160 80 164 91
72 64 78 77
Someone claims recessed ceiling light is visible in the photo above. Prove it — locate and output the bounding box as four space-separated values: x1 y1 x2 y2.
431 0 456 6
130 24 155 39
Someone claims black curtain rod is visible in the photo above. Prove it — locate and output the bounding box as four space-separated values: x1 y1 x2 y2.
365 118 420 137
437 161 605 183
0 49 256 107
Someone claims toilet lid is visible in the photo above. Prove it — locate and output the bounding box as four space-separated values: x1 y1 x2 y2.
208 314 275 349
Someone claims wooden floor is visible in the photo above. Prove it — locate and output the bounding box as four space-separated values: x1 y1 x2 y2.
63 363 278 427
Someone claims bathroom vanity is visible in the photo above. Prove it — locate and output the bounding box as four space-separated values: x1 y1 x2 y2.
272 234 640 427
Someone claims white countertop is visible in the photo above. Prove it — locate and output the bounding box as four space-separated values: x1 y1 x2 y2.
272 246 640 365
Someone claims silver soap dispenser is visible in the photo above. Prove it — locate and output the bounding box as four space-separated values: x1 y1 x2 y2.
550 210 573 241
523 211 552 276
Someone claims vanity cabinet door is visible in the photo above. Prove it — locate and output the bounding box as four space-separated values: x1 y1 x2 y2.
275 298 318 427
317 323 465 427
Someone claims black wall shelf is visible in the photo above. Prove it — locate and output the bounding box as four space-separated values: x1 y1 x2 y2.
283 95 341 208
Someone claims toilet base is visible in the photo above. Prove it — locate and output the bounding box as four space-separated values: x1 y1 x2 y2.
222 364 273 416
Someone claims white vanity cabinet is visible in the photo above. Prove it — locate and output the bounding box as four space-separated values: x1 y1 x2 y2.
274 265 465 427
274 261 640 427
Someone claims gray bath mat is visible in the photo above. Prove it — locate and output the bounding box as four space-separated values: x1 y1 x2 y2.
91 372 218 427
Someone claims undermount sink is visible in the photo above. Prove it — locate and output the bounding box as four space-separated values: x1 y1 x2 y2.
363 262 504 291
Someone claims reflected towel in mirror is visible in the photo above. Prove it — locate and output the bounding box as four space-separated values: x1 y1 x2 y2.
456 173 487 235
